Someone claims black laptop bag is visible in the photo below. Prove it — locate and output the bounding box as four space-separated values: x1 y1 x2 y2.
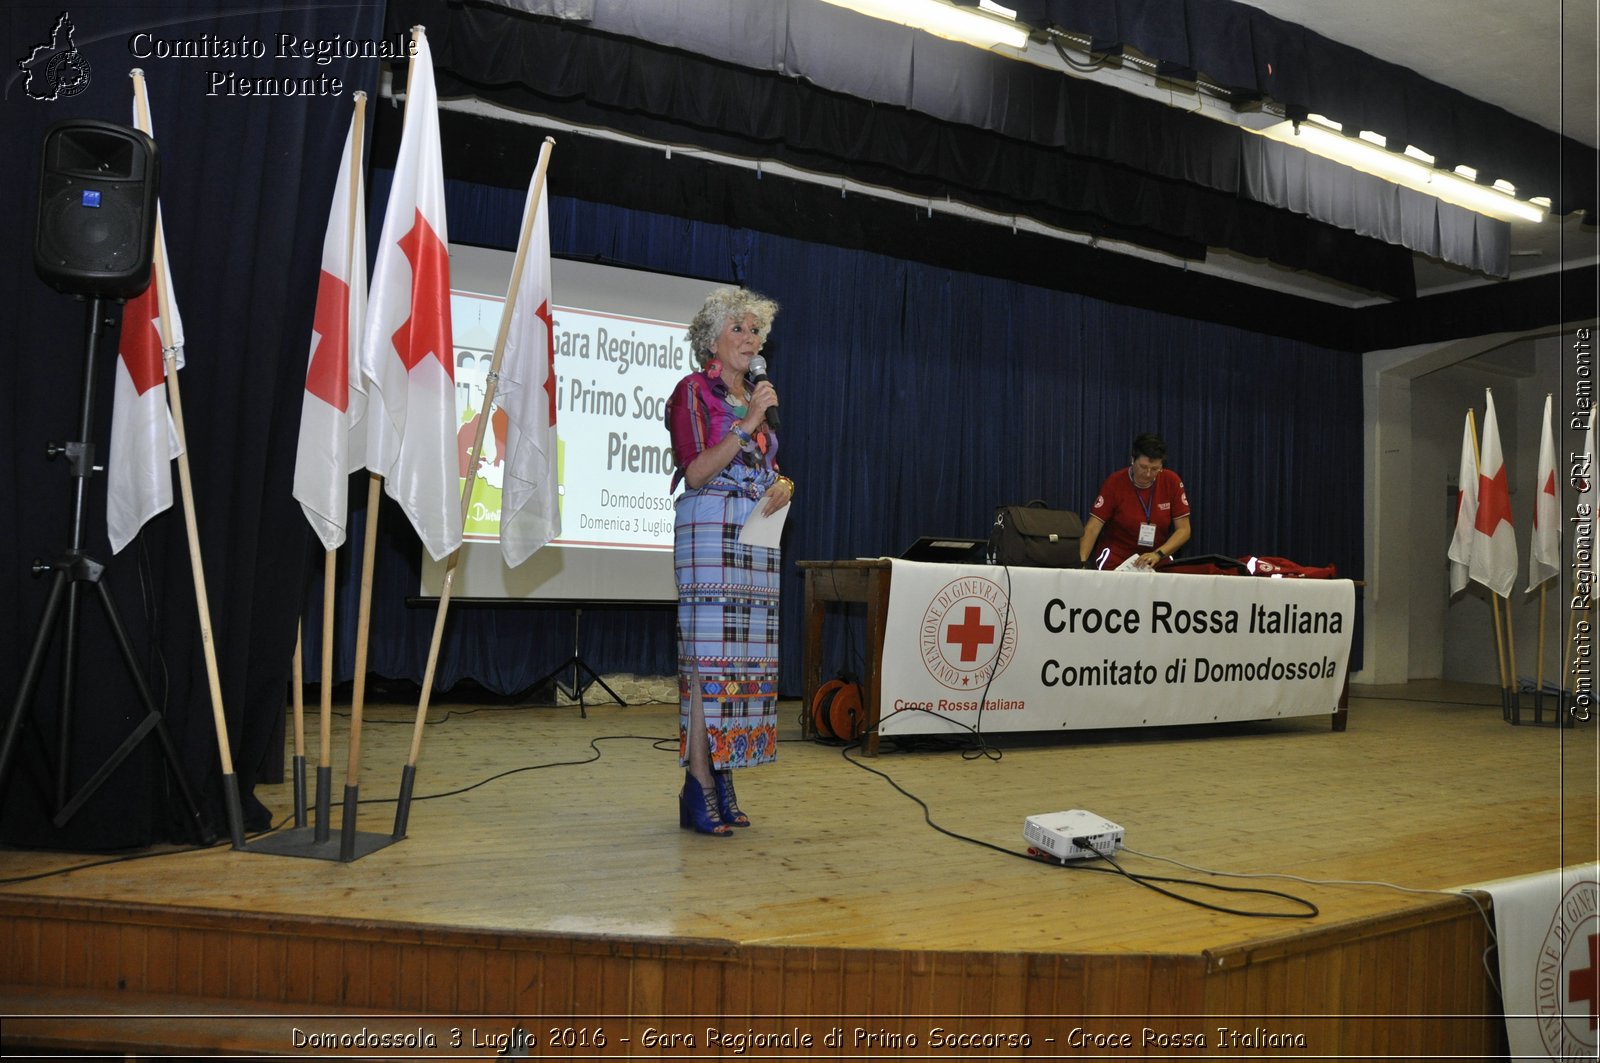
989 500 1083 569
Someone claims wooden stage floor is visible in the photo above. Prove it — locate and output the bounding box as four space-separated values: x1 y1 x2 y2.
1 680 1595 1058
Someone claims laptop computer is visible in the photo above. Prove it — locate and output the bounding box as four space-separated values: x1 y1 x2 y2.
899 536 990 564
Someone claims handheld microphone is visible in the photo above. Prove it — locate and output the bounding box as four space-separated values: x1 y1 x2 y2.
747 354 780 431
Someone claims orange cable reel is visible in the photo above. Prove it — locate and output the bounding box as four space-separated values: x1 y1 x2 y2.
811 672 865 741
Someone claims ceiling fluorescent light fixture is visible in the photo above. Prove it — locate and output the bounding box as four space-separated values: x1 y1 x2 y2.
816 0 1029 50
1260 118 1545 224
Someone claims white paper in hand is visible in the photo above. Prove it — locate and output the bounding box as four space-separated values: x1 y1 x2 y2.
740 501 790 547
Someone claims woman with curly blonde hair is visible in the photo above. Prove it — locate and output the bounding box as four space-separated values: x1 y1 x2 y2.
664 287 793 835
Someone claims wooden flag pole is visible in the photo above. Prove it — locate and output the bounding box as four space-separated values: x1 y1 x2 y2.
291 624 307 827
131 68 242 849
310 91 385 864
1530 583 1570 724
339 472 382 855
1489 596 1511 709
1533 390 1554 718
315 549 337 841
1537 584 1547 705
330 92 378 861
1497 592 1510 710
392 136 557 841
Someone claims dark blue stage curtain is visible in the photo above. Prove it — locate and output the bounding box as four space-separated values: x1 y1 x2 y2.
308 174 1362 701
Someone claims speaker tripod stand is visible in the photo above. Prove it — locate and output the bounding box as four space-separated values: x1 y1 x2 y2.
531 608 624 716
0 296 212 845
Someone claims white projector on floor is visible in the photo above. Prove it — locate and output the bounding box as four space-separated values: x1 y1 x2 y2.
1023 809 1124 860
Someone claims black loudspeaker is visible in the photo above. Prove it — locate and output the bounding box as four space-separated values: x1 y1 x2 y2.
34 119 160 298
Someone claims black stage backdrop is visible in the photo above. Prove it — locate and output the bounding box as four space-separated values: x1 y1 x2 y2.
2 1 1361 851
1 0 385 848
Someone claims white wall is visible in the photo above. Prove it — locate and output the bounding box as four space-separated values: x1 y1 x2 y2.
1361 324 1593 688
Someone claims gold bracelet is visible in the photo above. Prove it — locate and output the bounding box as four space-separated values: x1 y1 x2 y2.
776 475 795 497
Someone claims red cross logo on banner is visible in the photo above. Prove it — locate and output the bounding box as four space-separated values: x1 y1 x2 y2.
918 576 1017 692
946 606 995 663
1573 933 1600 1031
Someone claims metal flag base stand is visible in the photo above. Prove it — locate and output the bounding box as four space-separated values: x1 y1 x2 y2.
247 825 400 862
247 780 402 862
1508 685 1579 728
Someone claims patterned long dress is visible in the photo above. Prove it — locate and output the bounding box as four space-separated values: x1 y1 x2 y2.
665 365 781 770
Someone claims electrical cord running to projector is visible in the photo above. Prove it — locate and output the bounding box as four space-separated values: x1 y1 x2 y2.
1077 846 1318 919
841 743 1319 920
1122 845 1501 989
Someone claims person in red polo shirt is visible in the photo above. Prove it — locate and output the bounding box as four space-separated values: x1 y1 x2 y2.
1080 433 1191 571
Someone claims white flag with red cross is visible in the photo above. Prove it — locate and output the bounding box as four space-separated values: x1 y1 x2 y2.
358 27 460 561
1527 394 1559 594
107 93 185 555
293 104 368 551
497 176 560 568
1469 389 1517 598
1446 411 1477 597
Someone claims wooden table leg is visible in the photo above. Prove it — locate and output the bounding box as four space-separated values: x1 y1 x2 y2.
863 566 891 756
801 573 824 740
1333 670 1350 732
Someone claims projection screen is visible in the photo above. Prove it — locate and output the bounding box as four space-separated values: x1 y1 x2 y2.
418 245 724 601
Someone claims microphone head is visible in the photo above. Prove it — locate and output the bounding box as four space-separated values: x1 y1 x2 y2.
748 354 770 380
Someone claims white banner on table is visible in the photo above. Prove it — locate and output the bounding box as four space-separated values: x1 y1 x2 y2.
879 561 1355 735
1467 864 1600 1062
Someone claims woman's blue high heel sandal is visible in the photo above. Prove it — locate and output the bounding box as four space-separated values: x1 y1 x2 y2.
679 773 732 835
713 770 750 827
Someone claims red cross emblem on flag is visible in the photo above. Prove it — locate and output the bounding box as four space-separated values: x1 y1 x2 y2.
391 209 454 378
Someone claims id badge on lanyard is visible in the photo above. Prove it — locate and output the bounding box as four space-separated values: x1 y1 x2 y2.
1135 480 1157 549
